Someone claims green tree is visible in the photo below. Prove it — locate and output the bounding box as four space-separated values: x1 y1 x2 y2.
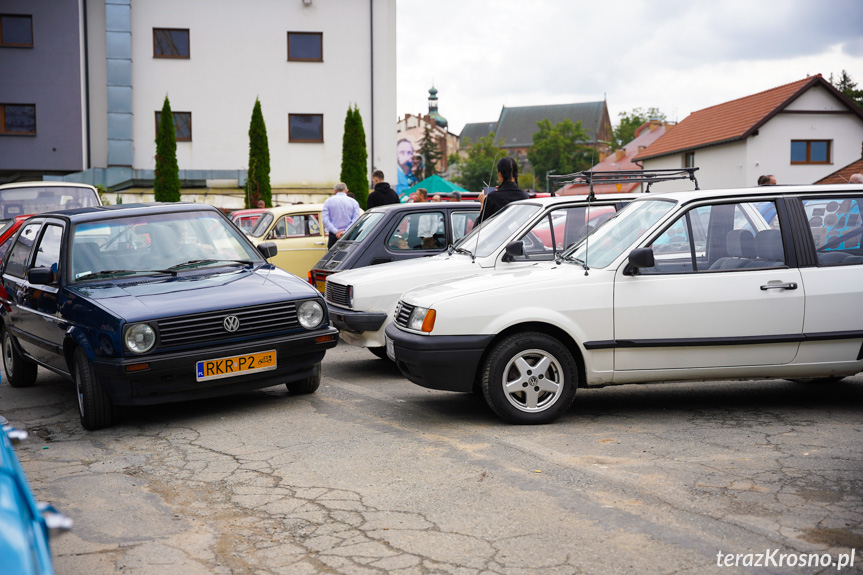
527 119 594 192
612 107 666 150
154 96 181 202
340 105 369 208
414 125 442 180
451 132 507 192
246 98 272 208
830 70 863 109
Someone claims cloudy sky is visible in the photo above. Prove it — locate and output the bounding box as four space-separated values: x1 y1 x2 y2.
396 0 863 135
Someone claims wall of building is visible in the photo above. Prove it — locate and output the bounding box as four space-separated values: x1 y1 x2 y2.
0 0 85 174
122 0 395 189
747 85 863 185
641 141 747 192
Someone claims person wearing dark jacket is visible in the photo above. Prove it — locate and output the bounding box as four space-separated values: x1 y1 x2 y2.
367 170 401 208
475 157 529 224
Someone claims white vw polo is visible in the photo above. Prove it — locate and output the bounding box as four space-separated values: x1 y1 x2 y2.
325 193 635 358
385 184 863 424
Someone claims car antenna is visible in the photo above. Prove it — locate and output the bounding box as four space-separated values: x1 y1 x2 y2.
470 153 500 264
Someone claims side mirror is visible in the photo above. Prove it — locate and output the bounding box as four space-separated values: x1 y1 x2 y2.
28 267 56 285
625 247 655 275
257 241 278 259
501 241 524 263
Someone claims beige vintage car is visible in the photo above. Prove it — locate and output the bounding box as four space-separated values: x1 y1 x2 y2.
245 204 329 279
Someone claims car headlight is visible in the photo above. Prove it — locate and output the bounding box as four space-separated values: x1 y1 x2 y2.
124 323 156 354
407 306 436 333
297 300 324 329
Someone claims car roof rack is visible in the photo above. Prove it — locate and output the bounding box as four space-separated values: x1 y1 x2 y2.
548 167 699 197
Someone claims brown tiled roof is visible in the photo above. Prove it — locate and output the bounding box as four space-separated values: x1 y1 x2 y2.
560 121 672 194
814 157 863 184
635 75 863 161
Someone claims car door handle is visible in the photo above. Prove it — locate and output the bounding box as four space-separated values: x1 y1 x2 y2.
314 241 326 245
760 282 797 291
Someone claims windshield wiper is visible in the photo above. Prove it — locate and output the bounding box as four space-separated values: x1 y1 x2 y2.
76 269 177 280
166 259 256 271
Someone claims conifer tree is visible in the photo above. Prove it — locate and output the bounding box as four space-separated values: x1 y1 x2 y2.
340 105 369 208
154 96 181 202
415 125 442 180
246 98 272 208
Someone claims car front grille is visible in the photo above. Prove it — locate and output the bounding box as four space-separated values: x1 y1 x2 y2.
394 301 415 329
326 281 351 308
156 302 299 347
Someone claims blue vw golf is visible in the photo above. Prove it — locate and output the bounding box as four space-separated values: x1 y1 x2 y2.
0 203 338 430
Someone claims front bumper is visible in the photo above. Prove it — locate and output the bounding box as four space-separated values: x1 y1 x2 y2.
93 327 338 405
327 303 387 333
384 323 494 392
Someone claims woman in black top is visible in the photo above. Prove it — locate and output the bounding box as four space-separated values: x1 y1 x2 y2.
475 156 529 224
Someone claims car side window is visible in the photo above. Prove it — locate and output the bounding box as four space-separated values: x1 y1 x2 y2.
33 224 63 274
451 211 479 242
803 196 863 266
640 200 783 274
387 212 445 251
5 222 42 278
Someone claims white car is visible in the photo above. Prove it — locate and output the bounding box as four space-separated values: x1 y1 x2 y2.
385 184 863 424
325 193 636 358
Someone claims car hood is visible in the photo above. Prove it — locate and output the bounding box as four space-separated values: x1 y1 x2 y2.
68 267 318 322
401 262 587 306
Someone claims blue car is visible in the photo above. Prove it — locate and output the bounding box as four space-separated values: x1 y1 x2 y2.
0 422 71 575
0 203 338 429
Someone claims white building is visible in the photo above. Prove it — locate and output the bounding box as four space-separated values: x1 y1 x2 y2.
9 0 396 206
635 75 863 190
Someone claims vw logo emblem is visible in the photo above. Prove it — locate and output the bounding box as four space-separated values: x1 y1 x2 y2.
223 316 240 332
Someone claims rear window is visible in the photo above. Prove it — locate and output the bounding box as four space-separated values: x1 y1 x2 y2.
0 186 100 219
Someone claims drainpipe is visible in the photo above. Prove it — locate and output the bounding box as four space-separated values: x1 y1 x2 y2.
369 0 374 179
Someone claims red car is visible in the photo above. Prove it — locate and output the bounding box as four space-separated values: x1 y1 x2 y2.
0 182 102 257
230 208 268 233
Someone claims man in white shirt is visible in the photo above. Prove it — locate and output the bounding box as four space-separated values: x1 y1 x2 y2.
322 182 362 248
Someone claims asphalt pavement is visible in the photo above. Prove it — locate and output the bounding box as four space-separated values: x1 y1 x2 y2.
2 341 861 574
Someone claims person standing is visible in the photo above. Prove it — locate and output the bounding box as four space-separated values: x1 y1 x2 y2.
757 175 777 186
475 157 529 224
849 173 863 184
322 182 361 248
368 170 400 208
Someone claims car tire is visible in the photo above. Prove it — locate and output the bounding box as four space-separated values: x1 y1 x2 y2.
73 347 114 430
481 332 578 424
369 347 390 360
2 327 38 388
286 364 321 394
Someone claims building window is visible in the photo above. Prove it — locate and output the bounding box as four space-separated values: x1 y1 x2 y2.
1 104 36 135
153 28 190 58
791 140 831 164
289 114 323 143
287 32 322 61
683 151 695 168
155 111 192 141
0 14 33 47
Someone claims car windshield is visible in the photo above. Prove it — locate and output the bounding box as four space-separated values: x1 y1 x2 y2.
565 199 676 268
247 212 274 238
0 185 100 219
232 212 263 233
341 211 385 242
71 211 262 282
454 203 542 258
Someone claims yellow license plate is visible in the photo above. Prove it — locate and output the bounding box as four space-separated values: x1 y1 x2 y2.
195 350 277 382
315 279 326 293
